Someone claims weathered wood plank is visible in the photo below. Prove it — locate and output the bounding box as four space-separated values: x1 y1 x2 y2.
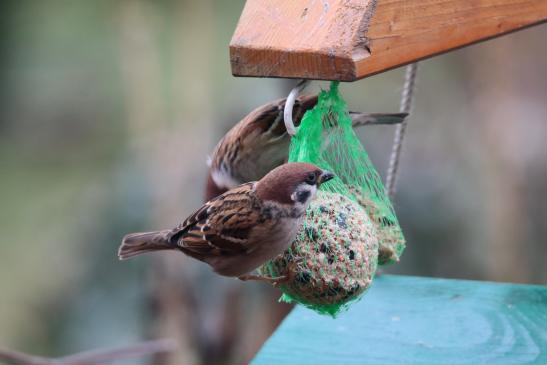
230 0 547 81
252 275 547 364
230 0 376 81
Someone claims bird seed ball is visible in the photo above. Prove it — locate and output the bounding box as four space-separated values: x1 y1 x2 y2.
260 191 379 307
348 185 406 265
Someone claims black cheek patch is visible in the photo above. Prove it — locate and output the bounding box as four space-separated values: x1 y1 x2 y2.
297 190 311 203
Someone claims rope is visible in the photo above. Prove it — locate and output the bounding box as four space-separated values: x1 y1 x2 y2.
385 63 418 200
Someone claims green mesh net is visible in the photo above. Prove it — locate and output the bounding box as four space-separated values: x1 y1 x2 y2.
259 82 405 316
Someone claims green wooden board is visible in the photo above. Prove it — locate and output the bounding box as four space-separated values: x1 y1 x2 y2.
252 275 547 365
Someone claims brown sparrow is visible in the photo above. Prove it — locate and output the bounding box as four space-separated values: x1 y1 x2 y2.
119 162 334 283
206 94 406 200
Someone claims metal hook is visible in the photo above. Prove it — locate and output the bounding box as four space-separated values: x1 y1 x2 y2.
284 79 310 136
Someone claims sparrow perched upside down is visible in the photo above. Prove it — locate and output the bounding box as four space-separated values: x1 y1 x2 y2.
206 94 406 201
119 162 334 283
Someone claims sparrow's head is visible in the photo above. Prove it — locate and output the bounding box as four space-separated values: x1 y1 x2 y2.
256 162 334 208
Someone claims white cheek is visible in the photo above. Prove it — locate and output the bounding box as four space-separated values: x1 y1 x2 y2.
291 184 318 206
309 185 317 199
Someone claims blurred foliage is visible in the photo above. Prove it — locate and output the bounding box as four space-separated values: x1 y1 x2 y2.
0 1 546 364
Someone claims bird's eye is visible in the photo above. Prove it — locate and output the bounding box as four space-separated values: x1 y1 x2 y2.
305 172 317 185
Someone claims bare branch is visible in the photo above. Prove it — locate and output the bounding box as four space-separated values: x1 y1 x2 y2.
0 348 54 365
0 339 177 365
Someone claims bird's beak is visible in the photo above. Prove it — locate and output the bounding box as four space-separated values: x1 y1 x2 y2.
318 170 335 185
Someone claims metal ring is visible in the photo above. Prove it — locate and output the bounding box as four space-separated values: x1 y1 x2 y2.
284 79 310 136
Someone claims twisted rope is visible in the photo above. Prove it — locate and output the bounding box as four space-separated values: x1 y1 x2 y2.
385 63 418 199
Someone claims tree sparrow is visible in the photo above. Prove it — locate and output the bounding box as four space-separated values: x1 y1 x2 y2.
206 94 406 200
119 162 334 283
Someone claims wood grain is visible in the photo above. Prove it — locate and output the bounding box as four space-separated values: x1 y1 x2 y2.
230 0 547 81
230 0 376 81
251 275 547 364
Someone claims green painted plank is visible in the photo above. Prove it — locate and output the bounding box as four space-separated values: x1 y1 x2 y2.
252 275 547 365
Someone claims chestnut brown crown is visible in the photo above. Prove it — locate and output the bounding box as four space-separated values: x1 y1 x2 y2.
255 162 334 205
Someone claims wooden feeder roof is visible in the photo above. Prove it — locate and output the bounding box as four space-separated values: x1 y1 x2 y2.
230 0 547 81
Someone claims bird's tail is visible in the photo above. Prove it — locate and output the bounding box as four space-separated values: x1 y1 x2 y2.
118 230 174 260
350 112 408 127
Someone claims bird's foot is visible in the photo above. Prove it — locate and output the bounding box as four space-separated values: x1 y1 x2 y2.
238 258 304 287
238 273 289 287
284 256 304 280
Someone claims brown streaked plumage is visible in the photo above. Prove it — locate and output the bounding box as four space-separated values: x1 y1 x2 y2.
206 94 406 201
119 163 334 282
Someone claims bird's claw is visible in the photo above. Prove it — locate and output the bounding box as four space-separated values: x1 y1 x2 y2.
238 273 289 287
238 257 304 287
285 256 304 281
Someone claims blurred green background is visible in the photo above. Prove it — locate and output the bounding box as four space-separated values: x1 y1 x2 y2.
1 1 546 364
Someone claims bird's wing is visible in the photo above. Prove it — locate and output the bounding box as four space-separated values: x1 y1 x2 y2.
208 100 283 174
206 95 319 200
250 94 318 138
170 183 262 259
